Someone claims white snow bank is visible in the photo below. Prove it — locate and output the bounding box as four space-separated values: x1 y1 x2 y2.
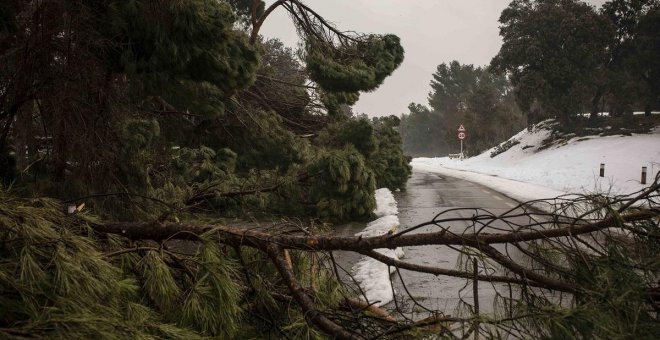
373 188 398 217
351 250 398 306
412 121 660 203
351 188 404 306
356 215 399 237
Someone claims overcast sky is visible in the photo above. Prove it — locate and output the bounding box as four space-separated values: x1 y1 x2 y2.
261 0 608 117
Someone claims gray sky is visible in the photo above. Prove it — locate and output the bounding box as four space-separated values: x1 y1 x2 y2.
261 0 608 117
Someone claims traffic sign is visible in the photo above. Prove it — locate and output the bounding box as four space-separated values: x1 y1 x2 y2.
457 124 466 132
458 132 466 140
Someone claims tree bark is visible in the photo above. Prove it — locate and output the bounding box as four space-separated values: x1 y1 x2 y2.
93 209 656 251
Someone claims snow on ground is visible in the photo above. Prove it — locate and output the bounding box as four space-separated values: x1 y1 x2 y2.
413 121 660 203
351 189 404 307
373 188 398 217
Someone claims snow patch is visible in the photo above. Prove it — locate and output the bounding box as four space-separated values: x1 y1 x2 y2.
356 215 399 237
351 188 404 307
412 121 660 203
373 188 398 217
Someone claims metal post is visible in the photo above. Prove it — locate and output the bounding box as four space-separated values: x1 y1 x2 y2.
460 140 463 160
600 163 605 177
473 258 479 340
641 166 647 185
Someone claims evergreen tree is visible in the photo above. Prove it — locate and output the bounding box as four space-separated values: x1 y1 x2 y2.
491 0 614 125
0 0 408 222
368 116 412 190
601 0 659 116
428 61 480 114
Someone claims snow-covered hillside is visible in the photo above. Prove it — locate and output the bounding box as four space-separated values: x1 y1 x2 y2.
413 120 660 202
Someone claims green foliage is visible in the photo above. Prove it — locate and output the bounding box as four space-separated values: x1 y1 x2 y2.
0 1 412 338
305 34 404 113
488 0 659 125
207 109 310 173
632 4 660 112
171 146 237 184
601 0 660 116
537 246 660 339
429 61 480 114
0 193 202 339
318 118 377 157
228 0 265 26
491 0 614 124
1 0 409 224
368 116 412 190
308 147 377 222
319 90 362 116
306 34 403 94
117 118 162 190
105 0 259 104
477 197 660 340
178 235 243 337
1 191 359 339
250 38 311 123
317 116 411 192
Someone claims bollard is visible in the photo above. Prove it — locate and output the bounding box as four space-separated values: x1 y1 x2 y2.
599 163 605 177
641 166 647 185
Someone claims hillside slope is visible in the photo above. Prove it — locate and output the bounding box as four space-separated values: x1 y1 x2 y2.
412 120 660 202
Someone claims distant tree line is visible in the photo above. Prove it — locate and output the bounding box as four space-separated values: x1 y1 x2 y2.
401 0 659 156
400 62 525 157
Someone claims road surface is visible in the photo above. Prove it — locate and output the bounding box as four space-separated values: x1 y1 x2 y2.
335 169 530 318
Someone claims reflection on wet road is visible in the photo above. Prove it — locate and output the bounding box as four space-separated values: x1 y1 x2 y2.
335 170 529 317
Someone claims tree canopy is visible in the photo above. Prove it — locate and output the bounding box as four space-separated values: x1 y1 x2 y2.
491 0 613 124
0 0 409 223
491 0 659 126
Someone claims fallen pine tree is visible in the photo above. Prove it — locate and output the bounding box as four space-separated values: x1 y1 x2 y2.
1 174 659 339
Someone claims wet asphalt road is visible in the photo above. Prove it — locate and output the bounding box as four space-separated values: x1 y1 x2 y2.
335 170 529 318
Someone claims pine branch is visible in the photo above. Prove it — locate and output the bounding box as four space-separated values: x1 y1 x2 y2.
92 209 657 250
265 244 363 340
359 249 569 292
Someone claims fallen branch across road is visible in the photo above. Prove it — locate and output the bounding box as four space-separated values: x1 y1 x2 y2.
4 175 659 339
80 176 660 338
94 208 656 251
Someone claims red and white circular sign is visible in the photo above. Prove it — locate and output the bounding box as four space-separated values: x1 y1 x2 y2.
457 124 467 139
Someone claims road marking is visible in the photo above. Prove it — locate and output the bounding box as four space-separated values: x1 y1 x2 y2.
481 189 491 195
493 196 503 201
505 202 517 208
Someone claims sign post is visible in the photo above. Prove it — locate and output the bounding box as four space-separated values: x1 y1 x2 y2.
457 124 467 159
